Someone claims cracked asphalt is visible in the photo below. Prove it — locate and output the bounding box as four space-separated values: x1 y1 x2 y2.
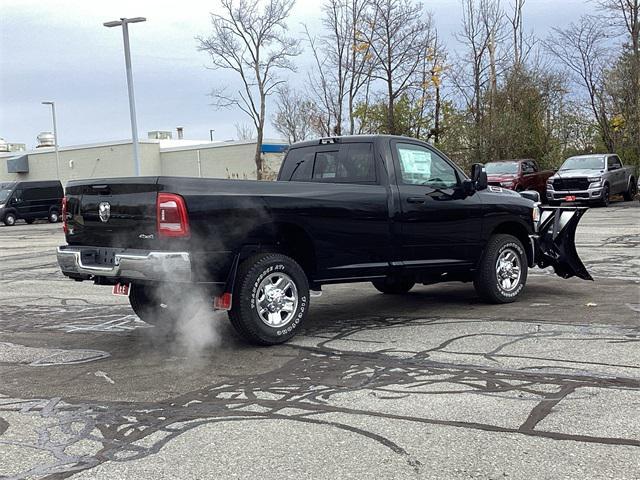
0 201 639 479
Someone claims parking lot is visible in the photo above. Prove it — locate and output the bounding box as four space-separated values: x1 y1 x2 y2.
0 201 639 479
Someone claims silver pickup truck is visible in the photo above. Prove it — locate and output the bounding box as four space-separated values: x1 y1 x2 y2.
546 153 637 207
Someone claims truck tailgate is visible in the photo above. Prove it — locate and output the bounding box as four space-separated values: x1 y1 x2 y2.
66 178 159 248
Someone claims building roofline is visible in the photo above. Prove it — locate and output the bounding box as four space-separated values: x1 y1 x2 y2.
0 139 161 157
159 138 288 153
0 137 290 158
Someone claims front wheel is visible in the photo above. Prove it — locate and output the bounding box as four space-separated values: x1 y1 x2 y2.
598 184 610 207
474 234 528 303
229 253 309 345
48 210 59 223
3 213 16 226
372 277 415 294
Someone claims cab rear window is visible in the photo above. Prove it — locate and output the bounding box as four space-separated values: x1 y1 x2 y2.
282 143 376 184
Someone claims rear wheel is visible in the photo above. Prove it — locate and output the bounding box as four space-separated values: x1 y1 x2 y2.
3 213 16 226
228 253 309 345
48 210 59 223
372 276 415 294
474 234 528 303
623 178 637 201
129 283 207 331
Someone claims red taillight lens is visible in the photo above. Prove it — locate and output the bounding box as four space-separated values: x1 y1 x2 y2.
61 196 68 234
157 193 190 238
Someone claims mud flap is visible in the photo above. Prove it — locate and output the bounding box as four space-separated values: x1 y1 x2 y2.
534 207 593 281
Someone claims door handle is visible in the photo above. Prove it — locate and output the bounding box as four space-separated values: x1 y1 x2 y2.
407 196 426 204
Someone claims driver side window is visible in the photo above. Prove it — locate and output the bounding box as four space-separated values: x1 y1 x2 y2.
396 143 458 188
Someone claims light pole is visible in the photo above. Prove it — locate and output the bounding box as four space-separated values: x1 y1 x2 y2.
104 17 146 176
41 101 60 180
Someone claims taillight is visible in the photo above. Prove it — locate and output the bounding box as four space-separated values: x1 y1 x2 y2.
61 196 68 234
157 193 190 238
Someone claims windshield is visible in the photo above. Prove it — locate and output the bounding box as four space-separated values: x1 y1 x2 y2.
560 156 604 171
0 189 12 203
485 161 519 175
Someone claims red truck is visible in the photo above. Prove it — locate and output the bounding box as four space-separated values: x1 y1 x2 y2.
485 159 554 199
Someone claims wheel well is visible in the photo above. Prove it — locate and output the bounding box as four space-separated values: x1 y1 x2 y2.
491 222 532 266
239 222 317 277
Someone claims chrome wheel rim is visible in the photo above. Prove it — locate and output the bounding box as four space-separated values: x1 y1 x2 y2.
495 248 522 292
256 272 298 328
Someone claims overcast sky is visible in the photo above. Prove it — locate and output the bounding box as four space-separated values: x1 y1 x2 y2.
0 0 595 149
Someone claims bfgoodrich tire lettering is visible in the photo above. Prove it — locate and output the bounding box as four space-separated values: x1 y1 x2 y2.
474 234 528 303
229 253 309 345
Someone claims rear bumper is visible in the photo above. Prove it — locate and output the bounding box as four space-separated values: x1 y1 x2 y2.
57 245 191 282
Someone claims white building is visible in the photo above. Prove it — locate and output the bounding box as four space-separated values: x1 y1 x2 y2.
0 134 289 185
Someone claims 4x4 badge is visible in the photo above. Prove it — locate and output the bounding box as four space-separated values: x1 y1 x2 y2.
98 202 111 223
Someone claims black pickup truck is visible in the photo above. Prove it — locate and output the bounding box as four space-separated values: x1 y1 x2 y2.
57 135 591 344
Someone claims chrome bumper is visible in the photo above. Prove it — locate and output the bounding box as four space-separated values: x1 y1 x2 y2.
57 246 192 282
546 187 603 201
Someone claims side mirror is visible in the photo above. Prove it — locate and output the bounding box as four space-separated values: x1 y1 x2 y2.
462 178 475 195
470 163 488 191
520 190 540 203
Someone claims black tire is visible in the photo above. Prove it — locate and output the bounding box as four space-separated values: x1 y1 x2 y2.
372 277 415 294
24 218 35 224
474 234 528 304
3 213 16 226
129 283 206 331
623 178 637 201
598 183 610 207
48 210 59 223
228 253 309 345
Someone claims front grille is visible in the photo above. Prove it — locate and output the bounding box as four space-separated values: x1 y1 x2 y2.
553 178 590 191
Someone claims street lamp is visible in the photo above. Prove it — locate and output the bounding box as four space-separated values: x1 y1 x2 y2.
41 101 60 180
104 17 146 176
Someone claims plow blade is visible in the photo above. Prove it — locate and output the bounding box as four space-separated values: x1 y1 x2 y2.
534 207 593 281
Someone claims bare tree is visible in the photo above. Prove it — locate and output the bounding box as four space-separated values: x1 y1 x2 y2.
197 0 301 179
304 26 339 137
596 0 640 158
507 0 525 66
234 123 255 141
271 85 316 143
304 0 376 136
425 33 448 143
345 0 377 134
360 0 435 134
451 0 508 158
545 16 615 150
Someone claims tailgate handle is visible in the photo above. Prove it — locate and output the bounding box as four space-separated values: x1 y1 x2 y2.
407 196 426 204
